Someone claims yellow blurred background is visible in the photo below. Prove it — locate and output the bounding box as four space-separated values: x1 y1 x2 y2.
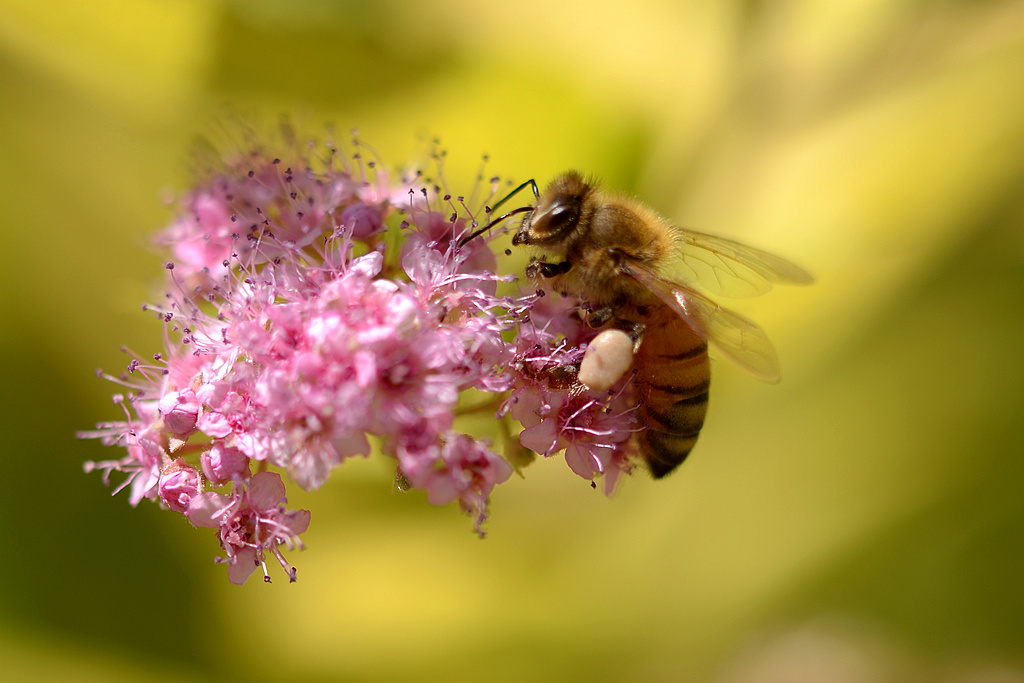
2 1 1023 681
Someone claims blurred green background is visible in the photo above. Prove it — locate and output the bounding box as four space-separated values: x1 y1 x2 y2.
2 1 1023 681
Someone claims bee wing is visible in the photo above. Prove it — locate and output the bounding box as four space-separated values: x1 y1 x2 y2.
668 228 814 298
625 264 783 382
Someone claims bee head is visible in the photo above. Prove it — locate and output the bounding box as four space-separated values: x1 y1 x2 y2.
513 171 594 248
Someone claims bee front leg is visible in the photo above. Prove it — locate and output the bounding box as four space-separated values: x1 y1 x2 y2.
526 260 572 279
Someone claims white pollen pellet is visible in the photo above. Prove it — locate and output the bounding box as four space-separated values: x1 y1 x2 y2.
578 328 635 392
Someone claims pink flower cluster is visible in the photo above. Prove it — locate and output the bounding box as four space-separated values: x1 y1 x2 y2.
80 133 638 584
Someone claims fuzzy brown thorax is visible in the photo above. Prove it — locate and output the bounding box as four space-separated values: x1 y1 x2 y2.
515 172 676 307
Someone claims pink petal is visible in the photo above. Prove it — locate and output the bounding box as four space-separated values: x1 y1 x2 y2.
227 547 260 585
519 420 561 456
248 472 286 510
186 492 231 528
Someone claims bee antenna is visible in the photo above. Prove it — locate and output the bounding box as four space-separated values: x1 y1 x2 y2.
491 178 540 214
457 205 533 248
457 178 540 248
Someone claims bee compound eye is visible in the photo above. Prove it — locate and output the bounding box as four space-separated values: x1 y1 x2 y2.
543 199 580 236
550 203 575 222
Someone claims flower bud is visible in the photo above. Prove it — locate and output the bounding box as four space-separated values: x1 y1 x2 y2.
340 203 385 239
158 458 202 513
201 443 251 485
159 389 201 436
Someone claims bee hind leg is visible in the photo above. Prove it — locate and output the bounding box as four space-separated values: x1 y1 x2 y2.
616 320 646 352
586 307 646 351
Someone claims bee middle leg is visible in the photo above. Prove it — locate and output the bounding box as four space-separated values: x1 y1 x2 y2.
545 363 580 390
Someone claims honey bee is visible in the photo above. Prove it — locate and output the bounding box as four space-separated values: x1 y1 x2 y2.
483 170 812 478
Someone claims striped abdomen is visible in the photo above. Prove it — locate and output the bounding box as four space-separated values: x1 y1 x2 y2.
634 306 710 478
